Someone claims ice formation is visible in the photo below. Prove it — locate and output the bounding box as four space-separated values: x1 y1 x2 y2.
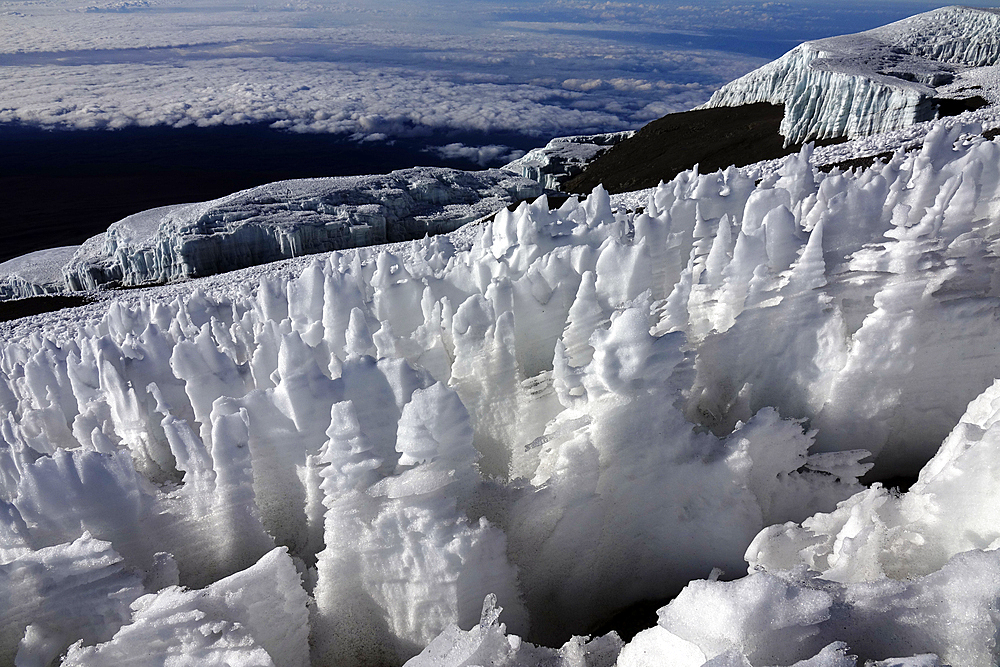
4 110 1000 664
615 371 1000 667
0 168 540 300
0 248 80 302
702 6 1000 144
502 132 634 191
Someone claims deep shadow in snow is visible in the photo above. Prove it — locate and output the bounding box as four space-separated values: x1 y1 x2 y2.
0 294 96 322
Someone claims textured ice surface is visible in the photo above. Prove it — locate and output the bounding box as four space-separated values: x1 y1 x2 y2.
623 546 1000 667
0 247 79 301
7 112 1000 664
17 167 538 296
60 547 309 667
703 6 1000 144
403 594 622 667
502 132 634 191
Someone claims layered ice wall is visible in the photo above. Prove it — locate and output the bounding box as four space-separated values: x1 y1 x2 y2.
0 247 80 301
45 168 539 295
702 42 935 144
701 6 1000 144
4 118 1000 665
502 132 634 191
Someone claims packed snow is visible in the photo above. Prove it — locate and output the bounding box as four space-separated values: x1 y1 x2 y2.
4 110 1000 665
702 6 1000 144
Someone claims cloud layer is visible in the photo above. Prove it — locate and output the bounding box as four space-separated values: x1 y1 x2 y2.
0 0 763 147
4 0 990 155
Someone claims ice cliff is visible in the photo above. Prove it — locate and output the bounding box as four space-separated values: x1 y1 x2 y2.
0 168 540 300
701 6 1000 144
4 116 1000 665
502 132 633 191
0 247 80 301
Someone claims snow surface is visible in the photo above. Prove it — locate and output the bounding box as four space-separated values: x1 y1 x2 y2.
0 247 80 301
5 112 1000 665
11 9 1000 665
702 6 1000 144
0 168 541 299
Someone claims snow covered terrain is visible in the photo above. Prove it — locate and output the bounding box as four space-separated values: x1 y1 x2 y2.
0 168 540 299
4 114 1000 665
9 6 1000 667
702 6 1000 144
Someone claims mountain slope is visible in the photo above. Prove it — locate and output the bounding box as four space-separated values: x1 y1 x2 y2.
561 102 842 195
7 8 1000 667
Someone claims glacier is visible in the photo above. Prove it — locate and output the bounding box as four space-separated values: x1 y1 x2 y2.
4 111 1000 665
0 247 80 301
701 6 1000 145
0 168 541 300
502 132 634 191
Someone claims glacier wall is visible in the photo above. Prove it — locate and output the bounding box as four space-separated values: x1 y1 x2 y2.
702 6 1000 145
5 120 1000 664
60 167 541 293
0 274 61 302
502 132 633 190
701 43 935 145
0 247 79 302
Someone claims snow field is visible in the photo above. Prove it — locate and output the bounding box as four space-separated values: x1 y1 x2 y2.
0 168 542 300
2 117 1000 665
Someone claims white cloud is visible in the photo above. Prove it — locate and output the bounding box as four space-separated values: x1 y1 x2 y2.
562 78 606 92
424 142 525 166
0 0 767 145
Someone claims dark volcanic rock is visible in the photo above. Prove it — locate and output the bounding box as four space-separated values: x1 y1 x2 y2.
0 294 95 323
563 103 845 195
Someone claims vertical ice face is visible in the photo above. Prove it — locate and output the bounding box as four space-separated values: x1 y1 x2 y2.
701 6 1000 145
702 42 935 145
5 120 1000 663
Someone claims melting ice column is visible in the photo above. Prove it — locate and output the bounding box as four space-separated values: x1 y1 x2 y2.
812 125 1000 477
311 382 526 665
